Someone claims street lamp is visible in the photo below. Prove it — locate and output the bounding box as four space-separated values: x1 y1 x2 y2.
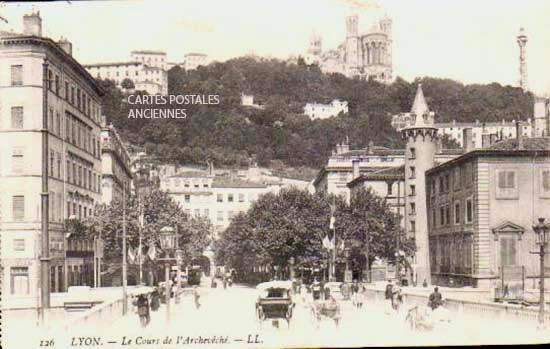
158 226 183 325
344 247 351 283
532 217 550 326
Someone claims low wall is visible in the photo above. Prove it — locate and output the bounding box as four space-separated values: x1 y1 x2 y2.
363 286 550 325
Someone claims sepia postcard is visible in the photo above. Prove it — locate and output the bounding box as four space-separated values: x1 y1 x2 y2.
1 0 550 348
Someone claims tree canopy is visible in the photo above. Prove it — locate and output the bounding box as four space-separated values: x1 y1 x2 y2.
100 57 533 171
214 187 413 282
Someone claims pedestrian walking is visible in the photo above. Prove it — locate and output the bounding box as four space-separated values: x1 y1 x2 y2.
150 288 160 312
193 285 201 309
136 294 151 327
312 278 321 301
384 280 393 315
351 281 359 308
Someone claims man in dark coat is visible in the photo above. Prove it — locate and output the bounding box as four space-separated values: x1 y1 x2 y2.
428 287 443 310
150 288 160 311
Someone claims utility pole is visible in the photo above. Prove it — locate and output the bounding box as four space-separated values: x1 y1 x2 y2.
40 59 51 325
365 210 370 283
122 187 128 315
396 180 401 285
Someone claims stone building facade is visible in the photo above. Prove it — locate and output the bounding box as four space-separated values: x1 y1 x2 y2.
305 12 392 83
0 11 103 307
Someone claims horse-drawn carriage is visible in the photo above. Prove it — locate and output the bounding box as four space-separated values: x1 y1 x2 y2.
310 283 341 328
255 281 295 328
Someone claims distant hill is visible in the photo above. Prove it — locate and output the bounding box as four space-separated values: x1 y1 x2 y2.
100 56 534 170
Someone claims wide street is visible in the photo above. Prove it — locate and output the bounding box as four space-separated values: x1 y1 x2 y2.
92 278 547 348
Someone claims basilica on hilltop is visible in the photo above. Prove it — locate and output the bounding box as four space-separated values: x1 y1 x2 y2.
305 11 393 84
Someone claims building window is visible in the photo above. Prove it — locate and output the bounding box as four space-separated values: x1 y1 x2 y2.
465 198 473 223
217 194 223 203
445 205 450 226
12 195 25 221
10 267 29 295
500 236 517 266
440 206 445 226
11 147 24 174
439 176 445 193
454 168 461 190
13 239 25 251
409 202 416 215
55 75 60 95
65 81 69 99
238 193 245 202
217 211 223 222
432 208 436 228
11 106 24 129
11 65 23 86
454 202 460 224
541 170 550 198
410 220 416 233
228 210 234 220
410 166 416 179
409 185 415 196
184 194 190 203
228 194 234 202
496 170 518 199
409 147 416 159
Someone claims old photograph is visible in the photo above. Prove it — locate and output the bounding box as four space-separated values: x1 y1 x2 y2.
1 0 550 348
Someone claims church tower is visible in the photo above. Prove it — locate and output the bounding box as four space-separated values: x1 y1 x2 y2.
308 30 322 56
345 14 360 74
401 84 438 286
517 27 528 91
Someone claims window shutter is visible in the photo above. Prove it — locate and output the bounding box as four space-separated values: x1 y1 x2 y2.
12 196 24 221
543 171 550 191
11 107 24 129
498 171 506 189
507 171 516 189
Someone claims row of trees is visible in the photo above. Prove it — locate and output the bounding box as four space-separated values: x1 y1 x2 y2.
73 191 212 285
214 187 414 283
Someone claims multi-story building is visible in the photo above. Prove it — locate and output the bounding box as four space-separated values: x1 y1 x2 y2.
426 136 550 288
160 168 281 238
84 50 168 95
303 99 348 120
392 115 535 149
100 124 132 204
0 11 104 307
305 11 392 83
184 53 208 71
533 97 550 137
313 138 462 202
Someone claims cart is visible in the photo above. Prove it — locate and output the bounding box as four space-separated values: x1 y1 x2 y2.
310 284 341 329
255 281 295 329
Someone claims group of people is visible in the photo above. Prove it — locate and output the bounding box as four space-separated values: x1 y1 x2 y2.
384 279 444 316
132 288 161 327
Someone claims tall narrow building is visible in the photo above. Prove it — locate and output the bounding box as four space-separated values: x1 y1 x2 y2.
401 84 438 285
517 27 528 92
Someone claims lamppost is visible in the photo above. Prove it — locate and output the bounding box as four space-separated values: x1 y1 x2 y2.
289 257 295 281
158 226 183 325
344 247 351 283
532 217 550 326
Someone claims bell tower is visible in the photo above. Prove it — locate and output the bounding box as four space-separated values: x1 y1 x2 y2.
401 84 438 286
345 14 360 74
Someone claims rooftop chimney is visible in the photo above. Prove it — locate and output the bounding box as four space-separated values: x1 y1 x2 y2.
58 37 72 56
516 121 523 150
462 128 474 152
23 11 42 37
352 159 360 180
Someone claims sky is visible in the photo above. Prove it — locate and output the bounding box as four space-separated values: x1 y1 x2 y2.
1 0 549 95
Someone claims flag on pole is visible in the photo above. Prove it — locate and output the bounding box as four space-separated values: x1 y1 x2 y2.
128 245 136 264
148 244 157 261
329 216 336 230
322 235 330 250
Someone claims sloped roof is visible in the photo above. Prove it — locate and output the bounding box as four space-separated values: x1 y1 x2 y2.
411 84 429 119
486 137 550 151
212 178 267 188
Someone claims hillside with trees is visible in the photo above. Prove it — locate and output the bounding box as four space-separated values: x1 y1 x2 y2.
100 56 534 171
